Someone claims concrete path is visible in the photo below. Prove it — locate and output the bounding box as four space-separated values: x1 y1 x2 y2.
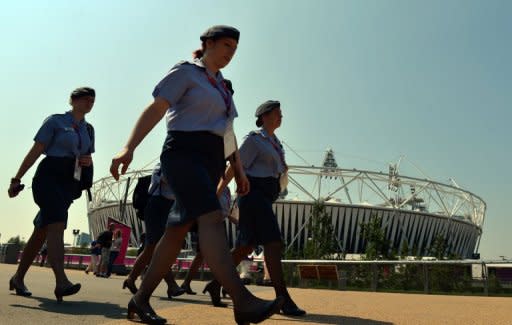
1 263 511 324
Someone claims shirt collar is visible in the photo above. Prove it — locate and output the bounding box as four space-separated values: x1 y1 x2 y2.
259 128 280 144
190 58 224 81
65 111 86 126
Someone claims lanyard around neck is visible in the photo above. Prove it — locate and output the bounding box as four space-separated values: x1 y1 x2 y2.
259 130 287 169
71 123 82 151
204 71 232 117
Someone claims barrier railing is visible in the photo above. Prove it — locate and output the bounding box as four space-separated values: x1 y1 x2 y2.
16 252 511 296
280 259 512 296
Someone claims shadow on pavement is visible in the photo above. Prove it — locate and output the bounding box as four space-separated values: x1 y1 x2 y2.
156 295 223 307
276 313 393 325
10 295 126 320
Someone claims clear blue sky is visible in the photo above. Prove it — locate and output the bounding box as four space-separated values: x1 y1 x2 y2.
1 0 510 259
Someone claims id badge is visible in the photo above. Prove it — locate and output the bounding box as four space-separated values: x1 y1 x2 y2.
279 172 289 191
224 123 236 159
73 158 82 181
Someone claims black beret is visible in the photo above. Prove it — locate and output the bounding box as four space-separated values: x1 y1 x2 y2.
200 25 240 42
70 87 95 99
255 100 280 117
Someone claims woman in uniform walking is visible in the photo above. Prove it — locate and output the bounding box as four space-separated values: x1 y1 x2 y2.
8 87 95 302
110 26 283 325
209 100 306 316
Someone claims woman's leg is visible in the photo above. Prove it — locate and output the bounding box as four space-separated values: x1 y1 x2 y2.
264 241 305 316
99 248 110 275
262 258 271 283
163 269 185 297
107 251 119 277
180 252 203 293
198 211 285 324
46 222 73 289
126 244 155 283
197 210 283 314
132 223 191 305
123 246 156 293
95 255 101 274
231 245 255 266
12 227 47 286
203 244 253 306
88 255 96 273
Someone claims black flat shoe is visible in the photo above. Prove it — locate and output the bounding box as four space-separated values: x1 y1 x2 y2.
9 278 32 297
127 298 166 324
222 287 229 298
281 303 306 316
180 283 196 295
202 281 227 308
234 296 285 325
123 279 138 294
54 283 81 302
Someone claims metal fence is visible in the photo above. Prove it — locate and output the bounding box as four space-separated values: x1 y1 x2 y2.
281 259 512 296
14 252 511 296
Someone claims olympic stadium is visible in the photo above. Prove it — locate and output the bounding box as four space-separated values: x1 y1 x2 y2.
87 150 486 259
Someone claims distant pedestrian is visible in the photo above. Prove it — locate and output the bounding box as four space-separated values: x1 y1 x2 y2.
85 240 101 275
107 229 123 277
39 241 48 267
96 223 115 277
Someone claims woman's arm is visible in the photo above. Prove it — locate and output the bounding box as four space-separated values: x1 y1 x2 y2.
217 164 234 196
228 146 249 196
14 141 45 180
110 97 169 180
8 142 45 198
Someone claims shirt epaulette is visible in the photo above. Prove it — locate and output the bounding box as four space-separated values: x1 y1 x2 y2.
48 113 66 119
170 60 193 70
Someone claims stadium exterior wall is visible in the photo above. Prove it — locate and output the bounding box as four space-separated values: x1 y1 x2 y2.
88 200 480 258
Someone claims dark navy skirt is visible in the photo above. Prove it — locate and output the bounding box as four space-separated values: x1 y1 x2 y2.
161 131 225 226
32 156 81 229
144 195 174 245
236 176 282 247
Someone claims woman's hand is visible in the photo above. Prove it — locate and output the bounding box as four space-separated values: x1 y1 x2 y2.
79 155 93 167
8 179 24 198
234 167 250 196
109 98 169 181
110 147 133 181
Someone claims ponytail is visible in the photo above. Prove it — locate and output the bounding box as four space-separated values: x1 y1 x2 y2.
192 49 204 59
192 41 208 59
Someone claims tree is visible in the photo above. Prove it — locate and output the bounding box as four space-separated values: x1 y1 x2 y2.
360 216 392 260
7 236 27 249
429 233 448 259
302 200 340 259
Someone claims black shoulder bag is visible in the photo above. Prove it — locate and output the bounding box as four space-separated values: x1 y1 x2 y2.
80 123 95 200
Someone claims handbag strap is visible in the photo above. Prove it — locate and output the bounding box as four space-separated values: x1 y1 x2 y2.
85 122 95 155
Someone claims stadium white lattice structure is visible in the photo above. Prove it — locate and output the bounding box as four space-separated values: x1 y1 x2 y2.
87 151 486 259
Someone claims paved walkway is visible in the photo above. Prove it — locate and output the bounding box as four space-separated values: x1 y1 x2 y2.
1 263 511 324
